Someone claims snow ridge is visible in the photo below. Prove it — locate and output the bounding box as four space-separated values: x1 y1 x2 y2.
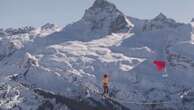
1 0 194 110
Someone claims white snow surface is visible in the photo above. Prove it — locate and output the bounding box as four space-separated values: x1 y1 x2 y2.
0 0 194 110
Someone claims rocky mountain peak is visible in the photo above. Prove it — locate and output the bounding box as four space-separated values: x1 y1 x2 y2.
91 0 116 10
41 23 57 30
81 0 132 35
5 26 35 35
83 0 121 21
142 13 183 31
153 13 167 21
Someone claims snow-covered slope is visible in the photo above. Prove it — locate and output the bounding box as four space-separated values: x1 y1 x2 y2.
1 0 194 110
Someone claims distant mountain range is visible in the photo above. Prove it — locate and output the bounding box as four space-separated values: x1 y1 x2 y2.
0 0 194 110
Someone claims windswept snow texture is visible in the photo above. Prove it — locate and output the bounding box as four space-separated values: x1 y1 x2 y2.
1 0 194 110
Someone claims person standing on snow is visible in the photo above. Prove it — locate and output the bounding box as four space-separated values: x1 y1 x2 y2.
102 74 109 96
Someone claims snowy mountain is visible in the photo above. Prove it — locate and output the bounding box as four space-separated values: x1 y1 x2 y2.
142 13 183 32
5 26 35 36
1 0 194 110
62 0 133 41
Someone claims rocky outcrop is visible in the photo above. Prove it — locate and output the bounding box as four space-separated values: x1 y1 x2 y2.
143 13 183 31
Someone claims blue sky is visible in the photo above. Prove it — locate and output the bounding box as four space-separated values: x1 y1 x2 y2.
1 0 194 28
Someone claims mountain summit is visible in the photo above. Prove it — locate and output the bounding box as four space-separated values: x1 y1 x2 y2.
1 0 194 110
153 13 167 21
142 13 183 31
83 0 132 34
63 0 133 41
90 0 116 10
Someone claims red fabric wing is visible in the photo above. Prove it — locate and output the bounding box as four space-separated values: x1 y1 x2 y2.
153 60 166 72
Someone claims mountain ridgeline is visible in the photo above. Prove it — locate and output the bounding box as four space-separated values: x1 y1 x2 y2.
0 0 194 110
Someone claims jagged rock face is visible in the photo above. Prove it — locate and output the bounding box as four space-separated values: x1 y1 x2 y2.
1 0 194 110
110 14 133 33
41 23 57 30
0 38 23 57
82 0 131 34
153 13 168 21
142 13 183 31
89 0 117 10
62 0 132 41
5 26 35 35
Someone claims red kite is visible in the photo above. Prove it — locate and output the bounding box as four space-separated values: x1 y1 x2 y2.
153 60 166 72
